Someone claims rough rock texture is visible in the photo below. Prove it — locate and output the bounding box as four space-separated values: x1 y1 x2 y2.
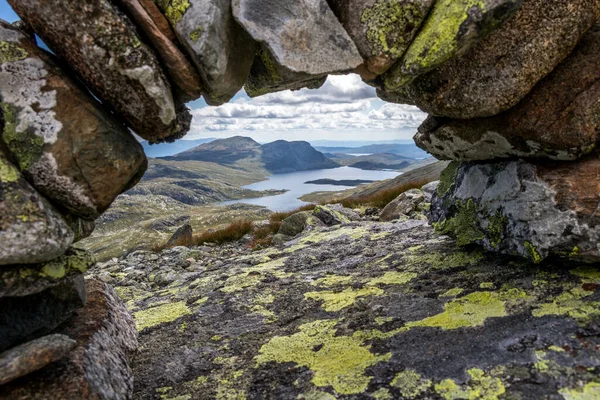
379 188 428 221
382 0 523 90
233 0 363 95
166 222 193 247
414 23 600 161
156 0 255 105
278 211 321 237
0 153 73 266
0 275 86 352
0 334 76 386
420 180 439 203
89 218 600 399
0 22 148 219
314 204 355 226
431 155 600 264
327 0 434 75
8 0 188 142
112 0 204 102
1 280 138 400
382 0 600 119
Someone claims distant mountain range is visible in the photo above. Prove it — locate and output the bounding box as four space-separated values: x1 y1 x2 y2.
315 143 429 159
162 136 339 174
142 138 216 158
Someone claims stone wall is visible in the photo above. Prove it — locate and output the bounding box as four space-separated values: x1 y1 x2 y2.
0 0 599 397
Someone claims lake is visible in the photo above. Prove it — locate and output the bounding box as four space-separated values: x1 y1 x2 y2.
220 166 401 211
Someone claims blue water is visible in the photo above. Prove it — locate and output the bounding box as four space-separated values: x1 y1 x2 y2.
220 166 401 211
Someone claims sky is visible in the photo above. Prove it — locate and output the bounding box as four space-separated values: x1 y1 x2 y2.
1 1 426 143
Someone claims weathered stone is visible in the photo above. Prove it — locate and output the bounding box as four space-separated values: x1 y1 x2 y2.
233 0 363 93
0 334 76 386
8 0 188 142
155 0 255 105
383 0 522 90
431 154 600 263
327 0 434 75
165 222 193 247
382 0 600 119
0 248 95 298
1 280 138 399
0 153 73 266
278 211 316 237
113 0 204 102
0 275 86 352
0 21 148 219
64 215 96 243
380 188 425 221
245 45 327 97
314 204 353 226
415 23 600 161
420 180 439 203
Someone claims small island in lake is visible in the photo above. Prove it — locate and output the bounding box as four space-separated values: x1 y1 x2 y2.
304 178 374 186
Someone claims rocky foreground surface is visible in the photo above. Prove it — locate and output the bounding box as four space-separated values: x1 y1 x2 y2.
83 205 600 400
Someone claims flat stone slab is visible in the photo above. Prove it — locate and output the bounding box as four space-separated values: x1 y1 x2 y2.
233 0 363 76
8 0 187 142
0 21 148 219
0 334 76 386
431 155 600 264
88 219 600 399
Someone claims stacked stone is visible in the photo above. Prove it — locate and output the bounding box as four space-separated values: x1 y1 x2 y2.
373 0 600 263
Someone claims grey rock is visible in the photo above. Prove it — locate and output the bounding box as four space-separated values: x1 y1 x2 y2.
431 154 600 263
313 204 353 226
0 334 76 386
8 0 187 142
278 211 314 237
327 0 434 75
156 0 255 105
420 181 439 203
165 222 193 247
380 188 425 221
382 0 600 119
0 275 87 352
233 0 363 95
0 153 73 266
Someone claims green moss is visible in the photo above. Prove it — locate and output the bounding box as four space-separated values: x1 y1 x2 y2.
523 241 543 264
390 369 432 398
156 0 191 26
361 0 427 59
134 301 191 331
305 287 384 312
41 261 66 279
255 319 391 395
559 382 600 400
189 26 203 42
245 47 281 97
487 211 507 248
0 41 28 64
433 199 485 246
0 157 19 183
367 271 417 286
1 103 45 171
434 368 505 400
436 162 460 198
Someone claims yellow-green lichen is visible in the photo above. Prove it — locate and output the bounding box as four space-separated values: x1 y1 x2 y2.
2 102 45 171
440 288 464 298
479 282 494 289
304 287 384 312
312 275 354 287
487 211 507 249
371 388 392 400
255 319 391 395
41 260 67 279
361 0 428 58
374 316 393 326
434 368 505 400
436 162 460 198
559 382 600 400
298 389 337 400
0 157 19 183
156 0 191 26
367 271 417 286
405 249 484 271
134 301 191 331
523 241 543 264
433 199 485 246
390 369 432 398
0 41 29 64
189 26 203 42
532 286 600 323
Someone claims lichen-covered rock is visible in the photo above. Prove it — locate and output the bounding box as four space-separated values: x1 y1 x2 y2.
414 23 600 161
90 218 600 399
382 0 600 119
233 0 363 96
1 280 138 400
8 0 188 142
155 0 255 105
112 0 204 102
0 153 73 266
431 155 600 264
0 275 86 352
327 0 434 75
278 211 318 237
382 0 523 91
0 334 76 386
165 222 193 247
64 216 95 243
420 180 439 203
380 188 427 221
0 22 148 219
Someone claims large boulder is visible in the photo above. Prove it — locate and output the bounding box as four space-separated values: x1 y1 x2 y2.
155 0 255 105
233 0 363 96
0 153 73 266
382 0 600 119
414 23 600 161
327 0 434 75
0 22 147 219
1 280 138 400
379 188 427 221
8 0 189 142
382 0 523 90
431 155 600 264
165 222 193 247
